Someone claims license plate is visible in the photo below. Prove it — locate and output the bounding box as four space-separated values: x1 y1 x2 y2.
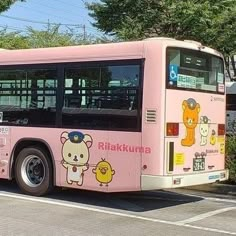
193 158 205 171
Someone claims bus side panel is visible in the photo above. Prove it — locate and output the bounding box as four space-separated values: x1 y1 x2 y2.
106 131 141 192
141 42 165 176
10 127 142 192
67 130 142 192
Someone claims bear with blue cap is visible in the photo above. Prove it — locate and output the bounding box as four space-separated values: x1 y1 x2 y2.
60 131 93 186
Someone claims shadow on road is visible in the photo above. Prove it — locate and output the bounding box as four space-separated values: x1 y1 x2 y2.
0 179 203 212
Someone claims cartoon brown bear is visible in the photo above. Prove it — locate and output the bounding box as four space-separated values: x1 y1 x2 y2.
61 131 93 186
181 98 200 147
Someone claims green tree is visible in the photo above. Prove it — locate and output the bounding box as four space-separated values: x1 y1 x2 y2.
26 25 78 48
88 0 236 76
0 24 104 50
0 28 29 49
0 0 27 49
0 0 24 13
26 25 102 48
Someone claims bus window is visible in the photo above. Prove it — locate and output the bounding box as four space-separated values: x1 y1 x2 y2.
64 67 100 108
0 68 57 126
62 62 141 131
167 48 224 94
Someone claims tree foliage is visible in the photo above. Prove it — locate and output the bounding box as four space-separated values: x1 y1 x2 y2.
0 0 27 49
25 25 108 47
0 24 107 50
226 135 236 183
87 0 236 68
0 0 24 13
0 29 29 49
26 25 79 48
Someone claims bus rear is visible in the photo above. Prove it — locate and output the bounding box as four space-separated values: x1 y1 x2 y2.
163 44 228 187
226 81 236 133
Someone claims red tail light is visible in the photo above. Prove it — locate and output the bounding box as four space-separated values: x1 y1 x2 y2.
218 124 225 136
167 123 179 136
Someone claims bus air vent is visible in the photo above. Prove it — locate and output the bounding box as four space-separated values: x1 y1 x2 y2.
146 109 157 123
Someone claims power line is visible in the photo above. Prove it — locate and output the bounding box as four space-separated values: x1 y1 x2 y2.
14 4 78 24
0 25 27 32
36 0 99 28
1 1 102 36
28 1 88 21
0 24 102 38
0 14 84 27
0 14 101 35
0 20 100 40
12 3 98 32
0 23 106 43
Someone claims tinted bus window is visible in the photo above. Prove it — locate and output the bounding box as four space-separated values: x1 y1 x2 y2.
62 62 142 131
0 68 57 126
166 48 224 94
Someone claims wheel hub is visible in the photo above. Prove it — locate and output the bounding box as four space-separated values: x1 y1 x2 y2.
21 155 46 187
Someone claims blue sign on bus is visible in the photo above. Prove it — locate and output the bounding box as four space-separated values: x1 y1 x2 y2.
169 64 178 82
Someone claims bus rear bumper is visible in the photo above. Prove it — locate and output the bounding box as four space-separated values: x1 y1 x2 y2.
141 169 229 190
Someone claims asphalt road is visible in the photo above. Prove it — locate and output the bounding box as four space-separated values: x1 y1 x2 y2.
0 180 235 236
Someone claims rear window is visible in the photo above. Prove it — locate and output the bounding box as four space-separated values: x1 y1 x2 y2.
166 47 224 94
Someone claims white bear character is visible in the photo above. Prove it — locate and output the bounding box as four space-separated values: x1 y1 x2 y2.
60 131 92 186
199 116 210 146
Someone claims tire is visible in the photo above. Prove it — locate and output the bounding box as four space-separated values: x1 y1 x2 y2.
15 147 53 196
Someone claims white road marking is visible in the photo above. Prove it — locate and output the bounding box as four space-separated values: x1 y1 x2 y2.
197 196 236 204
126 191 236 204
174 192 236 204
0 191 236 235
178 206 236 224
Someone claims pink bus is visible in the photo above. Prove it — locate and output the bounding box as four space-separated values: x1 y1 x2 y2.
0 38 228 196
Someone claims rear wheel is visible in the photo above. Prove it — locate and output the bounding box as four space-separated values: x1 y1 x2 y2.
15 147 53 196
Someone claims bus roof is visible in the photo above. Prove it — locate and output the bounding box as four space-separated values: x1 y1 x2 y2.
0 37 223 66
0 41 145 66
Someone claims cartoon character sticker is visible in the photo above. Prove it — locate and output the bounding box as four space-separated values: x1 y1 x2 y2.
92 158 115 186
199 116 211 146
61 131 93 186
210 129 216 145
220 143 225 154
181 98 200 147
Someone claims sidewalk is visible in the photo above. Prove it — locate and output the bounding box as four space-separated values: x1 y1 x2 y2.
185 183 236 196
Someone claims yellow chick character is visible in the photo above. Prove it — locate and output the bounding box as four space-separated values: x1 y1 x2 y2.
220 143 225 154
92 158 115 186
210 129 216 145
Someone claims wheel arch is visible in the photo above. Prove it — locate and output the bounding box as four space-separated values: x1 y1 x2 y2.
10 138 56 185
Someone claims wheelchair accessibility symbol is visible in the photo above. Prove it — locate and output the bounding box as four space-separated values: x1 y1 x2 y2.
169 64 178 82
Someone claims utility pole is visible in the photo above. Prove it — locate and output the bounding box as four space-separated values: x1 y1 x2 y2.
83 24 86 41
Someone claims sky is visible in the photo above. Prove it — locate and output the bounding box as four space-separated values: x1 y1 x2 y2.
0 0 101 37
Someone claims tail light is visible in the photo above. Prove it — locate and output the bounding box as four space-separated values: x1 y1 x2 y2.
218 124 225 136
173 178 181 185
166 123 179 136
